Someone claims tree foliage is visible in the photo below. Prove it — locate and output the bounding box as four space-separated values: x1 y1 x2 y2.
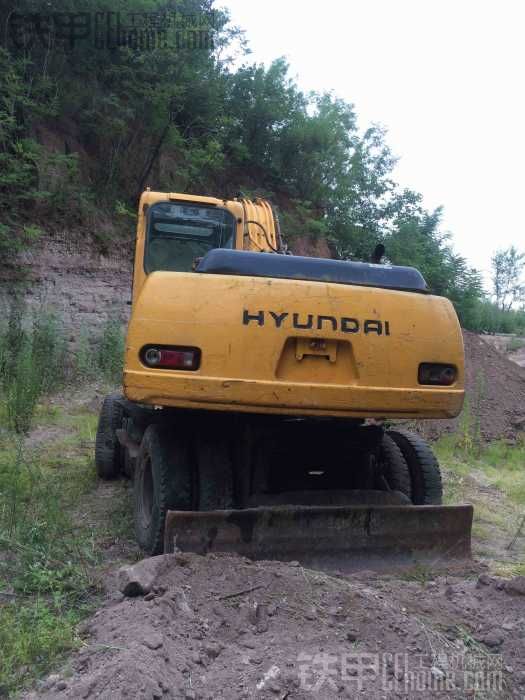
492 246 525 312
0 0 522 333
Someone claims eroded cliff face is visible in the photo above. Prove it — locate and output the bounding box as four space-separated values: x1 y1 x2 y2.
1 234 132 337
0 233 335 337
290 235 334 259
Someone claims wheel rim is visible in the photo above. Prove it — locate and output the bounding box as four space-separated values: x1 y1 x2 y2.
139 455 154 528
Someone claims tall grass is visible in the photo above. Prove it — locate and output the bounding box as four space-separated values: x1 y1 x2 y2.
0 419 101 694
0 301 125 694
454 371 486 458
95 317 125 385
74 317 125 386
0 302 125 409
1 303 67 434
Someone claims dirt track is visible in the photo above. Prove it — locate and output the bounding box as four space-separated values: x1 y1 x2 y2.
28 554 525 699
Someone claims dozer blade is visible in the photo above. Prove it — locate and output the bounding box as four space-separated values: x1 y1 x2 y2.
165 504 473 572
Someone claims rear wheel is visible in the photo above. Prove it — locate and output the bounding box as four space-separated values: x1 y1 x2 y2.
134 425 192 554
378 434 412 500
387 429 443 504
95 393 125 479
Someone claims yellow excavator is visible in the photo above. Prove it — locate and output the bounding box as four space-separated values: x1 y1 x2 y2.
95 189 472 570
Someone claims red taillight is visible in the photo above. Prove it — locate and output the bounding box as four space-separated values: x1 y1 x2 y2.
141 345 201 371
418 363 457 386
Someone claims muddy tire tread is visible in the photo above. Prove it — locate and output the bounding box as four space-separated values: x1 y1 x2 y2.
134 425 192 555
387 429 443 505
95 393 125 479
380 434 412 499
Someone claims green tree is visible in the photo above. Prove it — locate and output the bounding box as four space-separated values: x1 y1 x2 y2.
491 246 525 312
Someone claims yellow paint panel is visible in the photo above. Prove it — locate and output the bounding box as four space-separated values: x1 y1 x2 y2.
124 270 465 419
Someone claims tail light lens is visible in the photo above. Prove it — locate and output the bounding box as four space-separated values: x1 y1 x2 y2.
141 345 201 371
418 363 457 386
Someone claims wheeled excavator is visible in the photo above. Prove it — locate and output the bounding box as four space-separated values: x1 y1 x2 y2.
95 190 472 569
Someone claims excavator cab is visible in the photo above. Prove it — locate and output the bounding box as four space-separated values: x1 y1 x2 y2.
95 190 473 571
145 201 236 273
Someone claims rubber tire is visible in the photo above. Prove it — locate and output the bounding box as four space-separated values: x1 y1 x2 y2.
387 429 443 505
195 432 234 510
134 424 192 555
95 393 125 479
379 433 412 500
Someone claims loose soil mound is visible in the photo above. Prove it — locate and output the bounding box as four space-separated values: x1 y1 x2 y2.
481 335 525 368
30 553 525 699
417 331 525 441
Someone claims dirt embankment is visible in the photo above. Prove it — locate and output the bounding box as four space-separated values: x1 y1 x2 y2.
509 345 525 367
417 331 525 442
28 553 525 700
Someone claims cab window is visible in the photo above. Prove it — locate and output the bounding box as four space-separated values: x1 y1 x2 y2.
145 202 235 273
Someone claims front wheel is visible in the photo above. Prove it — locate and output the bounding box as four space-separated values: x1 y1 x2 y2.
378 433 412 500
387 429 443 504
134 425 192 555
95 393 125 479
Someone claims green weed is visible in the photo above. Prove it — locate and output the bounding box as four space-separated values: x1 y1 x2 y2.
399 563 434 585
0 318 110 698
437 434 525 572
74 327 98 382
1 303 67 434
0 442 100 694
96 317 125 385
0 597 85 693
454 372 486 458
507 337 525 352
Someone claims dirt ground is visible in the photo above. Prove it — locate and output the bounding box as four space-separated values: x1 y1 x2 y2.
18 334 525 700
481 336 525 368
27 554 525 700
412 331 525 442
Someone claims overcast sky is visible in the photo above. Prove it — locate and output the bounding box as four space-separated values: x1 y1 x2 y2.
220 0 525 289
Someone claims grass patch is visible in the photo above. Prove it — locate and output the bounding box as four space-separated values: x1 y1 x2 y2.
0 428 101 695
435 434 525 572
435 437 525 507
0 401 136 696
0 597 87 693
0 417 137 695
398 563 435 585
0 300 130 695
75 317 125 386
507 337 525 352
